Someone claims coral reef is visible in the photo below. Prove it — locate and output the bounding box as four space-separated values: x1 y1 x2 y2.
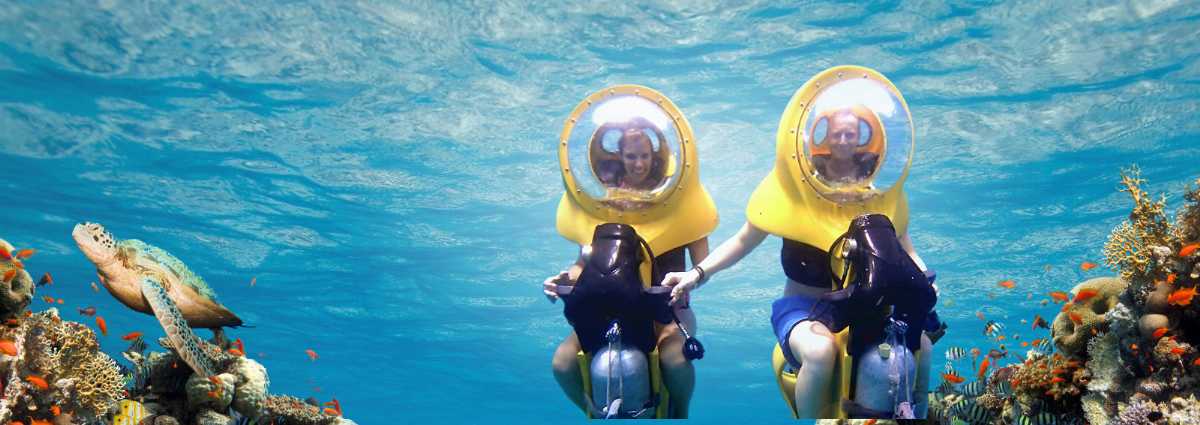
0 239 34 321
1051 277 1128 357
1103 166 1174 285
0 309 124 423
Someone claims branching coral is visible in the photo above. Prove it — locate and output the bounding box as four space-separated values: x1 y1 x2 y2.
1011 352 1089 414
1104 166 1175 284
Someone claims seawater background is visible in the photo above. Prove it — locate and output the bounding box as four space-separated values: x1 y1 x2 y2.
0 1 1198 423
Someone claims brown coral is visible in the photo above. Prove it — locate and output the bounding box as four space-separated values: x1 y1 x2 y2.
0 239 34 321
19 309 123 420
1051 277 1128 357
1011 352 1088 414
1104 166 1174 284
262 395 340 425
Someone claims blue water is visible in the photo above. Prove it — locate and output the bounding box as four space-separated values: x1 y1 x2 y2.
1 1 1199 423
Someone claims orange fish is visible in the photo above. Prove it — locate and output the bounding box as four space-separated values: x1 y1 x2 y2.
1193 358 1200 366
1074 289 1099 303
37 272 51 286
55 299 63 305
1180 242 1200 257
306 349 318 361
326 398 342 415
0 249 10 260
95 316 108 336
978 356 990 380
323 408 339 416
228 348 245 356
1168 287 1198 306
1032 315 1049 330
941 373 965 384
40 296 53 304
1153 327 1169 339
50 406 59 416
10 261 21 270
90 282 99 292
24 375 48 390
0 340 16 356
1050 377 1066 384
997 335 1007 341
3 319 16 326
1131 343 1139 351
975 311 986 320
234 338 245 353
28 420 51 425
1 270 13 282
208 375 222 386
1021 342 1029 347
864 420 877 425
1167 273 1178 285
207 390 219 399
250 276 257 287
13 249 34 260
970 348 981 358
1050 291 1070 303
121 331 143 341
998 280 1015 289
1069 312 1083 324
1080 261 1098 271
1171 347 1186 355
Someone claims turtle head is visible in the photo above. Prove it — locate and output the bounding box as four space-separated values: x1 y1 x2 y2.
73 222 119 266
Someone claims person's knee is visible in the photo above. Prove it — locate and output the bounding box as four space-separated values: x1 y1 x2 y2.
790 322 836 369
659 344 691 372
552 342 579 375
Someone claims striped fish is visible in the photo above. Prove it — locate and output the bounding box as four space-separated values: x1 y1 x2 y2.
945 346 967 361
1034 338 1053 353
992 378 1014 397
951 398 992 424
113 399 149 425
960 380 988 397
944 361 957 375
1017 411 1064 425
985 320 1005 337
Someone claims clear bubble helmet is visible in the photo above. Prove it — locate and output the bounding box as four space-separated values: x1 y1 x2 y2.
556 85 717 255
748 66 916 250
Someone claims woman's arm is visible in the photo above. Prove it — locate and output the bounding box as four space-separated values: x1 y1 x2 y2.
898 233 927 272
543 248 586 303
662 221 769 305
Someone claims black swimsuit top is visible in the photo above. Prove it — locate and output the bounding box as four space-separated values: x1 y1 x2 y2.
780 239 834 289
652 245 686 285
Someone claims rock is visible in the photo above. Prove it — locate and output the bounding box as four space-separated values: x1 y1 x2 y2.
1138 313 1170 339
229 357 269 419
185 373 235 412
191 409 229 425
1052 277 1128 356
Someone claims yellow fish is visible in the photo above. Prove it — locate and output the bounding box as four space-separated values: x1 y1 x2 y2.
113 400 149 425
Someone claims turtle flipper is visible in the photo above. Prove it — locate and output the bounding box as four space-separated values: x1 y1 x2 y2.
140 276 215 377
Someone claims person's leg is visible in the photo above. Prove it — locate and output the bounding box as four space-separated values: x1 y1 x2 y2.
657 306 697 418
788 320 838 418
552 332 587 412
914 332 933 418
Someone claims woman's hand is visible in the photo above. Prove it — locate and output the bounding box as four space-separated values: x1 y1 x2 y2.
543 271 571 303
661 269 702 306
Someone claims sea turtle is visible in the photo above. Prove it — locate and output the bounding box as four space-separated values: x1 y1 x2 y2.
72 222 242 377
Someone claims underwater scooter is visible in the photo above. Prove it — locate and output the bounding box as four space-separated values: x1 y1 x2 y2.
818 213 938 419
555 223 704 419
